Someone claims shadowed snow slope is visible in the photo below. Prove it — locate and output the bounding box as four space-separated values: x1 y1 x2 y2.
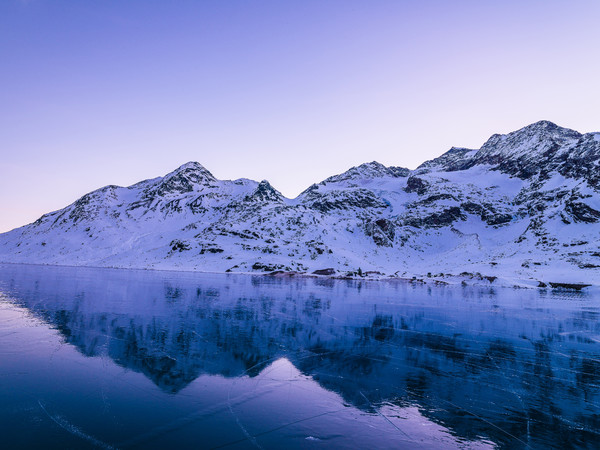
1 121 599 286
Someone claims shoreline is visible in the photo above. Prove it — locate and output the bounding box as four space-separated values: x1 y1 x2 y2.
0 261 597 292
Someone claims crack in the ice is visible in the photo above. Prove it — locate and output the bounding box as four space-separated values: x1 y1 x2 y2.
211 408 347 449
38 400 117 450
358 391 413 441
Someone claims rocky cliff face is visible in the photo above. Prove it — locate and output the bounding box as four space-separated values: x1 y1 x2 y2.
1 121 599 285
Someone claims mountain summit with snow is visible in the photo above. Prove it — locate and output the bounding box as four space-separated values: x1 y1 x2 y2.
1 121 599 287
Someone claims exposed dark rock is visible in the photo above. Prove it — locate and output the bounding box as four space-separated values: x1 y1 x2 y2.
420 194 458 205
305 240 328 255
67 188 118 224
464 121 583 180
365 218 395 246
460 202 511 226
415 147 475 173
364 271 384 276
209 229 260 240
485 213 513 226
154 162 216 197
405 207 466 228
199 246 224 254
319 161 410 184
549 282 591 290
312 268 336 275
163 199 183 213
564 201 600 223
189 196 207 214
405 176 429 195
244 180 284 203
388 166 411 177
170 240 191 252
308 189 388 212
251 262 283 272
266 271 300 277
126 198 153 212
461 202 485 216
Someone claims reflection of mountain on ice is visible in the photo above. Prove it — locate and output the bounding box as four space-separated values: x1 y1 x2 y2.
198 357 495 450
1 264 599 447
109 354 494 449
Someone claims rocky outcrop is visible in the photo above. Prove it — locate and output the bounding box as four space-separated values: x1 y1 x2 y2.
405 176 429 195
564 201 600 223
244 180 284 203
404 207 466 228
365 218 395 246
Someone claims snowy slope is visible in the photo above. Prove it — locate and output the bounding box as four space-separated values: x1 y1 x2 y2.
1 121 599 286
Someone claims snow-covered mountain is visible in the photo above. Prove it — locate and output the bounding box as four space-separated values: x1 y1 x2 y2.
1 121 599 286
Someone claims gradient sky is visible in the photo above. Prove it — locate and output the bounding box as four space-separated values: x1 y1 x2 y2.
2 0 600 232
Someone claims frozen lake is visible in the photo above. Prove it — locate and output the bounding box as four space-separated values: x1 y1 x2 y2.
1 264 599 449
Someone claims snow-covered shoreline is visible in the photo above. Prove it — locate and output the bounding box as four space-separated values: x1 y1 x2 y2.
2 261 597 293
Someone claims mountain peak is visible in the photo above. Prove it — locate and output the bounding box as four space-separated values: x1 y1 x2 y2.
474 120 582 164
509 120 583 139
524 119 559 130
162 161 216 183
322 161 409 185
150 162 216 196
415 147 476 174
359 160 386 170
167 161 215 179
177 161 205 170
493 120 579 143
244 180 284 203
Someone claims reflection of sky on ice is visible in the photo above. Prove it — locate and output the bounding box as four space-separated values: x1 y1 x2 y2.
0 264 599 448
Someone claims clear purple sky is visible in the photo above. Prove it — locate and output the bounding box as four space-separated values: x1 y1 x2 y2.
2 0 600 232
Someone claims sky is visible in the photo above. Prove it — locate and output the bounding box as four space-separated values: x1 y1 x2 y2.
1 0 600 232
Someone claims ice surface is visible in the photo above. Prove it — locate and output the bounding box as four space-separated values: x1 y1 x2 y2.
0 263 599 448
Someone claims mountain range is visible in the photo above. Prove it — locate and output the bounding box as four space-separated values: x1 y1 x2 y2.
1 120 599 287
